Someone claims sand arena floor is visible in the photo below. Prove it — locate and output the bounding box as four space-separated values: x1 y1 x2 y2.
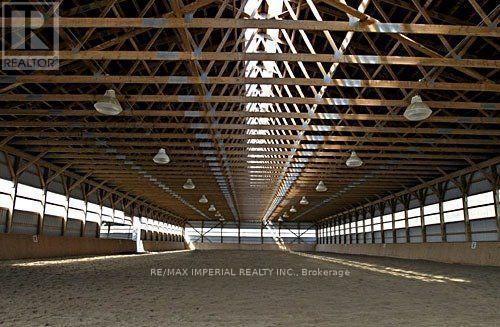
0 250 499 326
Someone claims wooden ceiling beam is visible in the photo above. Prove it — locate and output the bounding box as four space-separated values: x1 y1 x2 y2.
1 94 496 109
4 121 499 136
6 18 498 37
25 144 498 155
3 75 498 92
3 109 499 124
5 51 497 68
11 136 498 146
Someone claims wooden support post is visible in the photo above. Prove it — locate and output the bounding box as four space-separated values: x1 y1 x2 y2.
349 215 353 244
402 195 410 243
494 186 500 241
97 191 103 238
260 221 264 244
325 222 328 244
346 216 350 244
436 182 447 242
96 221 100 238
80 185 88 238
316 223 321 244
337 219 340 244
5 181 17 234
5 156 20 234
328 222 332 244
324 221 327 244
332 220 336 244
328 222 332 245
487 165 499 240
354 212 359 244
220 221 223 243
238 221 241 244
362 210 366 244
201 220 204 243
378 203 386 244
463 193 472 242
416 189 428 243
419 204 426 243
370 207 375 244
325 221 328 244
390 199 397 243
62 178 70 236
35 167 48 236
343 216 347 244
459 175 473 242
38 187 47 235
298 222 301 244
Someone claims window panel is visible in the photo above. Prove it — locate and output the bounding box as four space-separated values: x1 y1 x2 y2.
444 210 464 223
467 191 494 207
394 220 405 229
425 214 440 225
468 205 495 220
443 198 463 212
407 208 420 218
408 217 421 227
424 203 439 215
394 211 405 221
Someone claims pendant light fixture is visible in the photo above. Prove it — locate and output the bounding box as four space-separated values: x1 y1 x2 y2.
153 148 170 164
316 180 327 192
255 61 265 71
403 95 432 121
278 216 283 222
346 151 363 167
289 206 297 213
300 196 309 205
208 204 216 212
183 178 195 190
199 195 208 204
94 89 122 115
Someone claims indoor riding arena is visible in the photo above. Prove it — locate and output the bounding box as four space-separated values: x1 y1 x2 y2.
0 0 499 326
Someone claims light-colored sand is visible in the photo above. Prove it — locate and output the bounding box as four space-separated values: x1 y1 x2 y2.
0 250 499 326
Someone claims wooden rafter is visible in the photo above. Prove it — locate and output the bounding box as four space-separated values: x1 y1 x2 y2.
0 0 498 223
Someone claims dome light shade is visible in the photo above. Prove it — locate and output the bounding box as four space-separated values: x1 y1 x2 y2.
346 151 363 167
316 180 327 192
278 216 283 222
94 89 122 115
153 148 170 164
300 196 309 205
199 195 208 203
289 206 297 213
255 62 265 71
183 178 195 190
404 95 432 121
208 204 216 212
